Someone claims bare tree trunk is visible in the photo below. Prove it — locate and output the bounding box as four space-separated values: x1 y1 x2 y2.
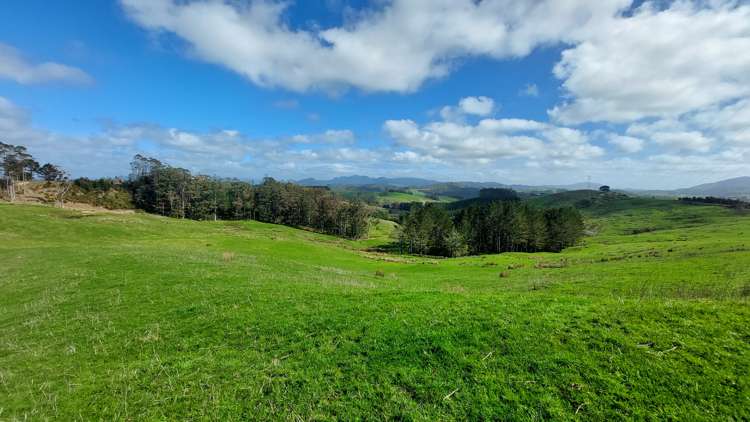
55 181 72 208
7 177 15 202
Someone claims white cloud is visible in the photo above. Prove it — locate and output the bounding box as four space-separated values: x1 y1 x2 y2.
651 131 712 153
384 102 603 168
117 0 750 176
0 43 93 85
689 99 750 145
3 90 748 188
440 96 498 121
393 150 443 164
626 119 714 152
320 129 355 144
478 118 549 132
384 118 543 163
609 135 644 153
0 95 375 179
458 96 495 116
289 129 355 144
0 97 48 145
121 0 630 93
550 2 750 124
627 119 715 152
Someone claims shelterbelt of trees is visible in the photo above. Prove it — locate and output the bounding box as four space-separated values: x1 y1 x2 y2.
679 196 749 208
1 141 70 204
128 155 370 239
397 201 585 257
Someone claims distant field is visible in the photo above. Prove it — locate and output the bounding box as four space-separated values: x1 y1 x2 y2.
376 190 456 204
1 200 749 420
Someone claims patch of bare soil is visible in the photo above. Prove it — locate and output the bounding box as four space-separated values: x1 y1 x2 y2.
2 183 135 215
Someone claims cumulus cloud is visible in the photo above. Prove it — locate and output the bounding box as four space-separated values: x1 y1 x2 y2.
393 150 444 164
608 135 644 153
689 99 750 145
120 0 629 93
458 96 495 116
440 96 498 121
651 131 712 153
118 0 750 171
384 99 603 168
626 120 715 152
478 118 549 132
550 1 750 124
4 93 749 188
289 129 355 145
0 96 374 179
0 43 93 85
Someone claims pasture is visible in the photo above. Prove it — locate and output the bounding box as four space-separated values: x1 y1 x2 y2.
1 200 748 420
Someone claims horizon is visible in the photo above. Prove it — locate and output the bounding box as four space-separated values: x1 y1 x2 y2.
2 1 750 190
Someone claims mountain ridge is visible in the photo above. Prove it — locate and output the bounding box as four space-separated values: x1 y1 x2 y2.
297 175 750 199
628 176 750 199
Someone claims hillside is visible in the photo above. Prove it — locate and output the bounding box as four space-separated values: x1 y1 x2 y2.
1 202 749 419
676 176 750 198
298 177 601 197
298 175 440 188
630 176 750 199
526 190 632 212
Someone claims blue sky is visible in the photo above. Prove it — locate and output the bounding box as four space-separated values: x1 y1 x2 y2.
1 0 749 189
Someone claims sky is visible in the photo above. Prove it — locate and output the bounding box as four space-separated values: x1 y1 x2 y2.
1 0 749 189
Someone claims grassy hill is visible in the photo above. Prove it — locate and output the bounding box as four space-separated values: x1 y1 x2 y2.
331 187 457 206
376 190 456 205
1 201 749 420
630 176 750 200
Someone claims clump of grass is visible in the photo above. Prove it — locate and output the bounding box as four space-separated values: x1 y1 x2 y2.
738 282 750 297
499 271 510 278
375 270 385 277
630 227 657 235
222 251 235 262
535 259 568 269
530 279 550 291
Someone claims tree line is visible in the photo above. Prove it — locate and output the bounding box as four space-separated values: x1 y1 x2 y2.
397 201 584 257
679 196 749 208
1 141 69 204
127 155 370 239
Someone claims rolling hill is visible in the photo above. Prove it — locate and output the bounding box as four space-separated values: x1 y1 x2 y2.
675 176 750 198
1 199 749 419
298 176 601 194
297 175 440 188
629 176 750 199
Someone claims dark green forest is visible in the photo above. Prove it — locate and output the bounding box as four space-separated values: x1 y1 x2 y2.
127 155 370 239
397 202 584 257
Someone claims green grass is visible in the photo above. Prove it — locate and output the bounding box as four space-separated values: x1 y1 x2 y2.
1 201 749 420
351 218 399 250
376 190 455 205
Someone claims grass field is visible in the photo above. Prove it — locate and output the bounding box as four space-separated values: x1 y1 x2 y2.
376 190 455 205
1 200 749 420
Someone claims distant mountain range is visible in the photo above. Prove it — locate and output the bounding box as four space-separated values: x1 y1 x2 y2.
630 176 750 199
297 175 600 191
297 175 440 188
298 175 750 200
